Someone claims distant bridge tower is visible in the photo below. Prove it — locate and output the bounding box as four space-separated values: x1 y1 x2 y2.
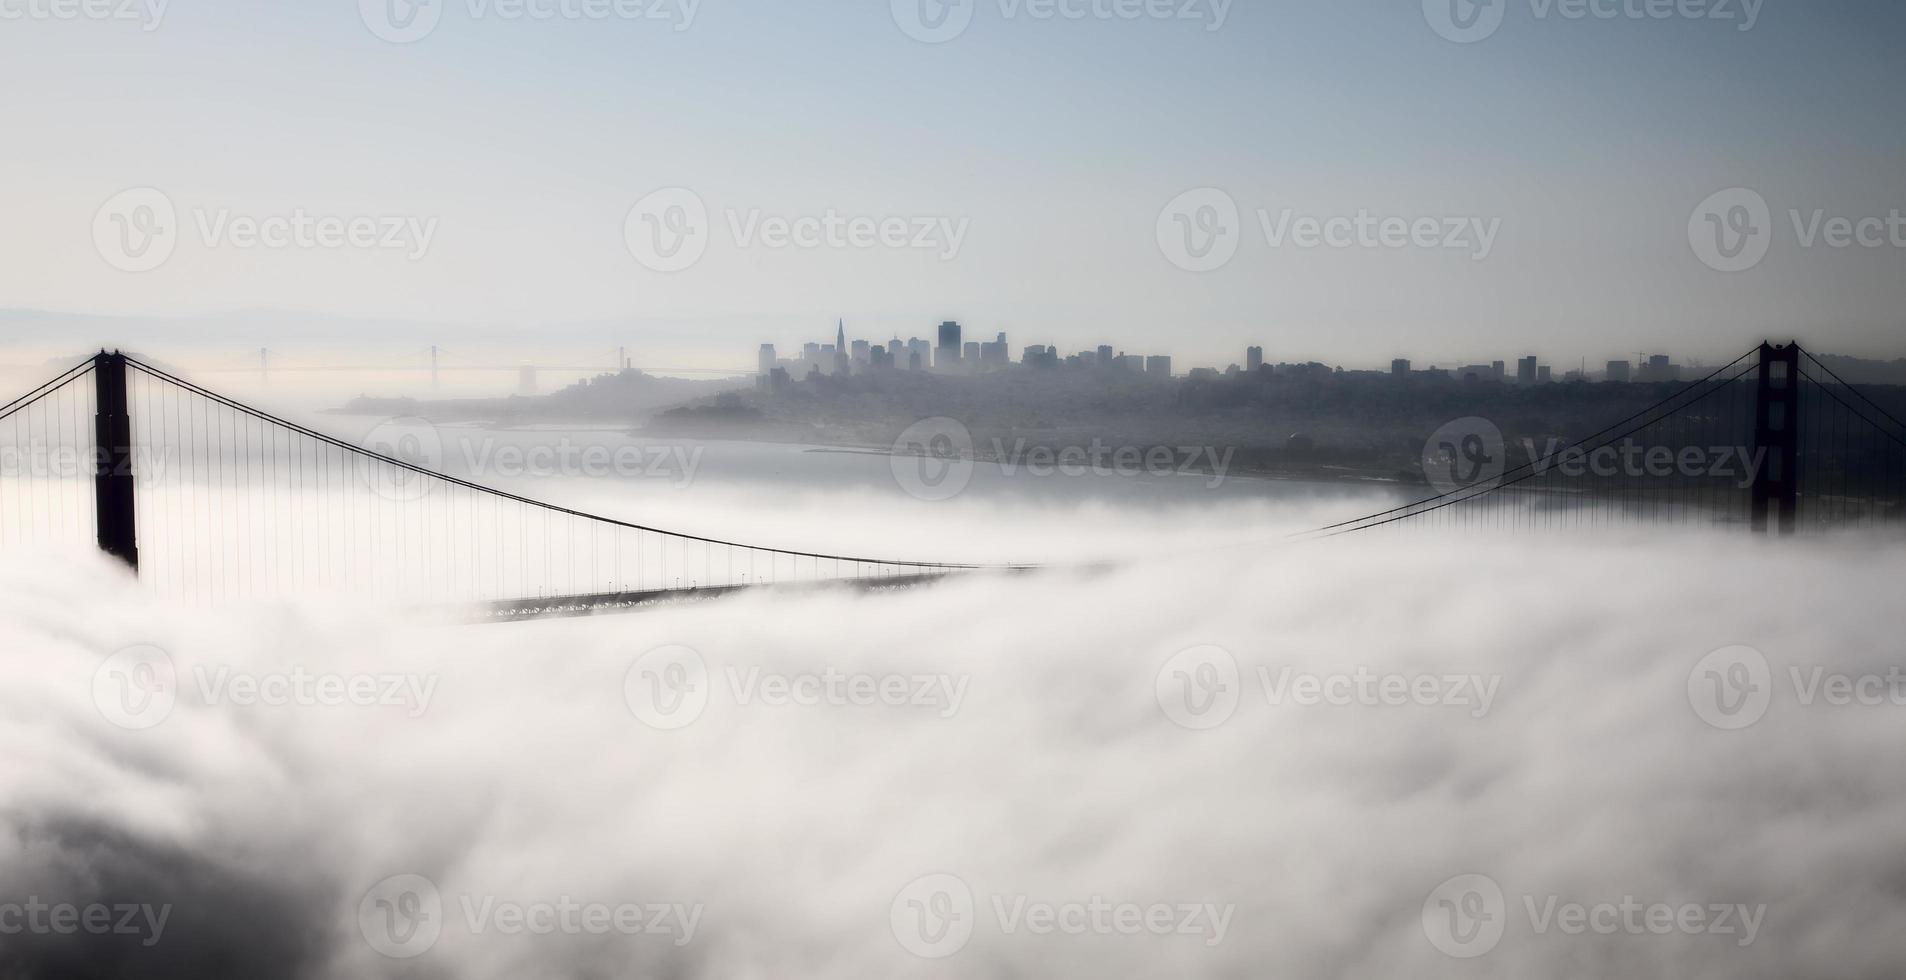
1751 342 1802 535
92 351 138 570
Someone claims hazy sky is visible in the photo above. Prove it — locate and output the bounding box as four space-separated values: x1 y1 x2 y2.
2 0 1903 370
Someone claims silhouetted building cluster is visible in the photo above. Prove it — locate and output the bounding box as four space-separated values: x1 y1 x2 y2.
752 323 1685 391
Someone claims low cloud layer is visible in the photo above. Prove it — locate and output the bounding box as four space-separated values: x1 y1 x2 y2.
4 522 1906 978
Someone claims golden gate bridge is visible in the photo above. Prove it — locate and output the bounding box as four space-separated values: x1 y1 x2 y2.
0 343 1899 621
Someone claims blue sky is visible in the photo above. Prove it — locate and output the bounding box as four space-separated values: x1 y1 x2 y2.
2 0 1902 370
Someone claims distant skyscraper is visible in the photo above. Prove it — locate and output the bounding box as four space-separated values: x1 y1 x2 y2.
1247 346 1263 373
851 339 870 364
1145 355 1172 379
1391 358 1411 377
1517 355 1538 386
758 343 776 378
980 332 1008 368
1639 354 1678 383
963 341 980 366
1097 345 1114 366
1606 360 1632 383
1536 365 1553 384
936 320 962 370
1492 360 1506 381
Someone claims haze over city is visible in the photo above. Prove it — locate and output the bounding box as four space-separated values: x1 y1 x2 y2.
4 2 1906 979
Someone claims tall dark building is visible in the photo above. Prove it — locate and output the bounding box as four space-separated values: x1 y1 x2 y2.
1517 356 1538 386
936 320 962 370
1247 346 1263 373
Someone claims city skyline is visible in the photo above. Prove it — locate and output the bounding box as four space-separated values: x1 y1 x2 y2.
753 318 1701 385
